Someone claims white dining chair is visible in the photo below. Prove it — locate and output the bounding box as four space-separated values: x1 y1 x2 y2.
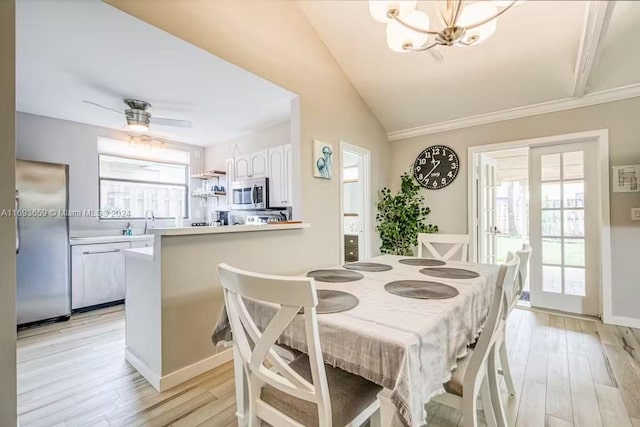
498 244 532 397
430 253 519 427
417 233 470 261
218 263 381 427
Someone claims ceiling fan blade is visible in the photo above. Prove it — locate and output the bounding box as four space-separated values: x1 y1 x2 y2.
83 100 124 115
151 117 192 128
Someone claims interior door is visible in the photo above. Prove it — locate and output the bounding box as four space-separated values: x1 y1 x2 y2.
477 154 498 264
529 141 599 316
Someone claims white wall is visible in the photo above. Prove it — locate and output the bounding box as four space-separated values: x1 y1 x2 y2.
205 121 290 171
0 1 17 424
390 97 640 323
107 0 390 266
16 112 206 234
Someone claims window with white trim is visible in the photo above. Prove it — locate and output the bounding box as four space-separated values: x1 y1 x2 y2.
97 138 190 219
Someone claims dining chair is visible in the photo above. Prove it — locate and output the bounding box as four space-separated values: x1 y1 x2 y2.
498 244 532 397
417 233 471 261
430 253 519 427
218 263 381 427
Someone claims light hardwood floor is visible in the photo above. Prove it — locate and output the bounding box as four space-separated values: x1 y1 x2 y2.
17 306 640 427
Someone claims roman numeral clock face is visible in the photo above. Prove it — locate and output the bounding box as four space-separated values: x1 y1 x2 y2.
413 145 459 190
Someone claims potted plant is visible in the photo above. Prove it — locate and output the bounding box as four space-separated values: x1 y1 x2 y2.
376 172 438 255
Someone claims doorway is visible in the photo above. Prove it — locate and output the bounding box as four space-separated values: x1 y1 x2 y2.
469 131 611 318
340 142 371 264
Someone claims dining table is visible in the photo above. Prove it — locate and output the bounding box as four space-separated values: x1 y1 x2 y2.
212 254 500 427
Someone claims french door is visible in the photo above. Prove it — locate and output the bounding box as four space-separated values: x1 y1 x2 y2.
529 141 600 316
477 154 498 265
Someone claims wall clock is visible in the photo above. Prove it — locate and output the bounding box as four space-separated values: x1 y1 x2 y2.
413 145 459 190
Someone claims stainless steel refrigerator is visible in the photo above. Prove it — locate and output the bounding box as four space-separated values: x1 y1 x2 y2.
16 159 71 326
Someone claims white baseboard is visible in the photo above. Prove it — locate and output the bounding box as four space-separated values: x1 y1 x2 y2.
125 347 233 392
159 349 233 391
125 348 161 391
604 315 640 329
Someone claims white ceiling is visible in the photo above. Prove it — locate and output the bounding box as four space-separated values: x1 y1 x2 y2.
16 0 296 146
300 1 640 135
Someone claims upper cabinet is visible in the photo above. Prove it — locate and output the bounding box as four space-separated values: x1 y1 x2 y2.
229 144 293 207
249 150 268 178
268 144 293 208
233 150 268 180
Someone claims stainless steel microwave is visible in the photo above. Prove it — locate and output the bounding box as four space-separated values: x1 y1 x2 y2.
230 178 269 210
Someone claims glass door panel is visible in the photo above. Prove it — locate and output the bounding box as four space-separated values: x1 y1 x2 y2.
530 142 598 316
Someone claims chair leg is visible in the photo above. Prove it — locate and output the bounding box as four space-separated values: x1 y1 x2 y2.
488 347 508 427
499 339 516 397
480 375 497 427
462 385 479 427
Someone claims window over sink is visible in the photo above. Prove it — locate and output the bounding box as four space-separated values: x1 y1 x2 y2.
98 154 189 219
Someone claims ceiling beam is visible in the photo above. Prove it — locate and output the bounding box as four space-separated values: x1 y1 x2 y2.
573 1 616 97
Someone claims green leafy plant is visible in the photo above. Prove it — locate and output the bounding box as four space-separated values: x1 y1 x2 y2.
376 172 438 255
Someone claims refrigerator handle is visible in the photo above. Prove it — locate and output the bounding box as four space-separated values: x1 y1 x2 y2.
15 189 20 254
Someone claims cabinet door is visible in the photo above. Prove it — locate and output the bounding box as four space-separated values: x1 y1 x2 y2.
225 158 235 206
268 146 285 208
75 242 129 308
284 144 293 206
250 150 268 178
234 154 251 180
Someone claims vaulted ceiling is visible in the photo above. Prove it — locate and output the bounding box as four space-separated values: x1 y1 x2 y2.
300 1 640 138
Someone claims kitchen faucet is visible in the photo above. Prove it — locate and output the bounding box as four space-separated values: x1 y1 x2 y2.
144 210 155 234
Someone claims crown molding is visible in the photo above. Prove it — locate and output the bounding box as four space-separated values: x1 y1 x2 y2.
387 83 640 141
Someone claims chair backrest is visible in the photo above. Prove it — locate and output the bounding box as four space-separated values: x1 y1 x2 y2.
515 244 532 297
417 233 470 261
217 263 331 426
463 253 519 397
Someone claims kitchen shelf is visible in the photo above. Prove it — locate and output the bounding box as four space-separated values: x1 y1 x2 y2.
191 192 227 198
191 171 226 179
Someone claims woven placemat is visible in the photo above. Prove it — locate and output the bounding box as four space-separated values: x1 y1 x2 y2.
343 262 393 272
306 269 364 282
398 258 446 267
384 280 459 299
419 267 480 279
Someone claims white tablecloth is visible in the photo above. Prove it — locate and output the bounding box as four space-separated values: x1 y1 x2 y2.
214 254 499 426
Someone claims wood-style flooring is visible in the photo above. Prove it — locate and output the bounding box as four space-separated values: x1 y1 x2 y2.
17 305 640 427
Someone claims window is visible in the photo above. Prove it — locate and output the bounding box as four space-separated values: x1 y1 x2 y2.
99 154 188 219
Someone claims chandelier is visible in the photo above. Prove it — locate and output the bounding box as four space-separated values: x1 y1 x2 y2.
369 0 520 52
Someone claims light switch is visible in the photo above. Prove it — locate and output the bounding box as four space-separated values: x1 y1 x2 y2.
632 208 640 221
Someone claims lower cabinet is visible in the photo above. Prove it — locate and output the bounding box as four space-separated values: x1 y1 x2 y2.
344 234 359 262
71 242 130 310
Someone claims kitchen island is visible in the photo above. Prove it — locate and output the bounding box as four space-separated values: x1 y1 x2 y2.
122 222 310 391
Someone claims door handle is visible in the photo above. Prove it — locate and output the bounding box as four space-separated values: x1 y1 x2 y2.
83 249 121 255
251 185 257 206
15 189 20 254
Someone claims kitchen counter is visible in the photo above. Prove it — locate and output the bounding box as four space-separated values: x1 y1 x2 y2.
69 235 154 245
147 222 309 236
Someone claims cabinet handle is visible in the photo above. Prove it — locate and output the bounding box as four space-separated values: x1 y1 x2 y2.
83 249 121 255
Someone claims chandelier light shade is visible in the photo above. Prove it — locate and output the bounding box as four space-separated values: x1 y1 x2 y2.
457 2 499 46
369 0 418 23
386 10 430 52
370 0 521 52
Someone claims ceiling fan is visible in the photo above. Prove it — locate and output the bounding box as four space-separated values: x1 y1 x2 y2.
83 99 192 132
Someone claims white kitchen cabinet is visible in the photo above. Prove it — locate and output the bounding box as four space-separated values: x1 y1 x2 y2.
268 144 293 207
234 150 267 180
268 146 285 208
130 240 152 249
72 242 129 310
249 150 268 178
225 158 235 206
234 154 251 181
284 143 293 206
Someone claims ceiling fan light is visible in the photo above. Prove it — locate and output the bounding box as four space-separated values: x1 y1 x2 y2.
369 0 417 24
386 9 429 52
126 124 149 132
125 109 151 132
457 2 498 47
